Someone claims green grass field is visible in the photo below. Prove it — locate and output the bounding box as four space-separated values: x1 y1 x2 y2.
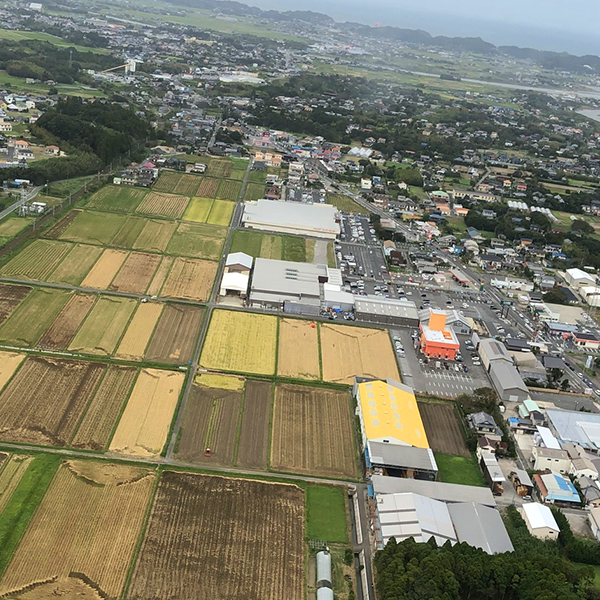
46 176 96 199
0 287 71 347
59 210 128 246
306 485 348 543
244 182 266 202
230 230 312 262
0 28 108 53
326 194 368 214
0 216 36 239
86 186 147 213
47 244 103 286
434 453 486 487
282 236 306 262
0 454 61 578
68 296 137 355
166 222 227 260
248 170 267 184
229 169 246 181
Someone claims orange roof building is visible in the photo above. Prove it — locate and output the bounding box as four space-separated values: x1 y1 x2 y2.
420 309 460 360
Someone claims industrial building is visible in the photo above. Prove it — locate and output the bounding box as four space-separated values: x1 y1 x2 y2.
248 258 327 310
478 338 512 371
565 267 596 288
419 309 460 360
354 297 419 327
219 252 253 298
366 440 438 481
488 361 529 402
521 503 560 540
241 199 340 239
546 408 600 453
354 378 429 449
533 472 581 505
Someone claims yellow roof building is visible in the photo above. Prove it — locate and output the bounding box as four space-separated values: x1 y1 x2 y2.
355 379 429 449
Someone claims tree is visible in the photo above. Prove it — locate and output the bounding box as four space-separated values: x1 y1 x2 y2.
572 219 595 235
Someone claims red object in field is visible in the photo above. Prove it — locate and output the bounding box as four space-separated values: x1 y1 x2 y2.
311 322 316 328
204 448 212 457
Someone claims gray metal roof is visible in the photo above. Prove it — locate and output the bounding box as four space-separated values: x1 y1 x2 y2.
371 475 496 506
355 297 419 319
250 258 325 300
546 408 600 451
448 502 514 554
489 361 528 394
479 338 511 362
368 441 438 472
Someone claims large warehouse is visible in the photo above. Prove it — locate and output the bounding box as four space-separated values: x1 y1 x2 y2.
241 199 340 239
354 297 419 327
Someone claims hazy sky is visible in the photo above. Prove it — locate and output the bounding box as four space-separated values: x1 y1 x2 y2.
242 0 600 55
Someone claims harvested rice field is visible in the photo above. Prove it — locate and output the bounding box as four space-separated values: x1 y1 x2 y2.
236 380 272 470
0 239 72 281
173 174 202 196
0 356 106 446
38 293 96 350
216 178 241 201
200 310 277 375
0 351 25 394
86 185 147 212
0 283 31 326
153 171 181 192
81 248 128 290
132 219 177 253
144 303 204 364
160 257 216 302
68 296 137 356
71 365 139 451
0 460 155 599
116 302 164 361
320 323 400 384
196 177 219 198
136 192 190 219
166 222 226 260
146 256 173 296
109 251 161 295
109 369 185 457
277 318 320 380
46 243 103 286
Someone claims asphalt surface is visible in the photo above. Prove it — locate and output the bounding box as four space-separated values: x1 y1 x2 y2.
0 185 43 220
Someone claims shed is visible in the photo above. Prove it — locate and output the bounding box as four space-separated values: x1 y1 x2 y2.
225 252 253 273
316 550 332 588
521 502 560 540
317 588 334 600
219 272 249 297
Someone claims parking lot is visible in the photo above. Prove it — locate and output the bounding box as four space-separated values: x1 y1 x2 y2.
339 213 378 245
390 328 490 398
339 242 390 287
286 186 324 203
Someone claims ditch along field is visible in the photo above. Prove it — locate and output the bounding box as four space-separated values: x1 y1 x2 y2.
277 318 320 380
200 310 278 375
128 472 304 600
418 401 470 458
136 192 190 219
0 356 106 446
109 368 185 458
320 323 400 384
0 460 155 600
176 374 244 465
85 185 147 212
270 384 357 479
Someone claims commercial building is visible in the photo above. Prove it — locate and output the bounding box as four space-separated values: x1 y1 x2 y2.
355 297 419 327
248 258 327 310
478 338 512 371
572 332 600 349
241 199 340 239
366 440 438 481
354 378 429 449
533 472 581 505
419 310 460 360
532 446 570 474
220 252 253 298
521 503 560 540
546 408 600 453
565 268 596 288
488 361 529 402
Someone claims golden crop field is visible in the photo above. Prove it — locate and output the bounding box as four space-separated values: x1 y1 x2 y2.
200 310 277 375
109 369 184 457
0 351 25 392
117 302 164 360
81 248 128 290
320 323 400 384
0 460 155 599
277 319 320 380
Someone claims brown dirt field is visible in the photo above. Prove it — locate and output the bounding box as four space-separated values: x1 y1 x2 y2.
146 256 173 296
117 303 164 360
0 357 105 446
136 192 190 219
144 304 204 364
0 460 155 600
176 383 241 465
320 324 400 384
196 177 219 198
128 472 304 600
109 369 184 457
418 401 470 457
71 365 139 451
0 351 25 393
38 293 96 350
236 380 272 469
43 210 79 239
278 318 320 380
0 283 31 326
110 252 161 295
160 257 216 302
270 384 357 479
81 248 128 290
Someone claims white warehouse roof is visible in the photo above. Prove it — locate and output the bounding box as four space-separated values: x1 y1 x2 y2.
522 502 559 532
